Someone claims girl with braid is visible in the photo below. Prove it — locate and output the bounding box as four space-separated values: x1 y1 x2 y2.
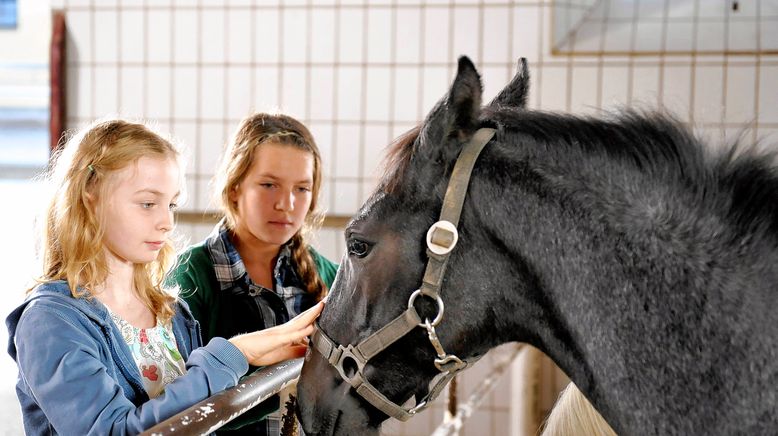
169 113 337 435
6 119 323 434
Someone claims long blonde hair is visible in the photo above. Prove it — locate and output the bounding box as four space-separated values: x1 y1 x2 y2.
213 112 326 300
540 383 617 436
38 119 180 321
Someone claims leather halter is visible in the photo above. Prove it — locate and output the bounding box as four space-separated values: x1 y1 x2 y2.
310 127 497 421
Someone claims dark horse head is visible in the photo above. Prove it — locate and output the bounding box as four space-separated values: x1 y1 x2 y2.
297 56 778 435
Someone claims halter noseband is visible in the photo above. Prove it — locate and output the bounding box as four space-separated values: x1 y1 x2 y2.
310 128 496 421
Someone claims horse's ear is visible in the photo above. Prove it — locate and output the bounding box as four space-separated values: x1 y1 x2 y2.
488 58 530 109
419 56 483 152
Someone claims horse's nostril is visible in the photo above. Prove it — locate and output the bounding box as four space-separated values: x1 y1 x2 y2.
342 356 359 378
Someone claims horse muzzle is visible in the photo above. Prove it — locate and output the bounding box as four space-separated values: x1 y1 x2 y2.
297 349 380 436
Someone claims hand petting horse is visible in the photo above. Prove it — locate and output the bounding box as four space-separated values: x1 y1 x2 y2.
297 56 778 436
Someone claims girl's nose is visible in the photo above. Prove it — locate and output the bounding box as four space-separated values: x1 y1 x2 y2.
275 189 294 211
158 209 174 232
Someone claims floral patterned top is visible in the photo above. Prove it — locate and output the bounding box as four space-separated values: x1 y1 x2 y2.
108 309 187 398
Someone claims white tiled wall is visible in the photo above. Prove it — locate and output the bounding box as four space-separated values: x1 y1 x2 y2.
51 1 778 435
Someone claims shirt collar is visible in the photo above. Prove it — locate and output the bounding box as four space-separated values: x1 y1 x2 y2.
205 219 299 291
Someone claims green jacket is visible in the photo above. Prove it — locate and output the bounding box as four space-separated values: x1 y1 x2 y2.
169 241 337 344
167 239 337 433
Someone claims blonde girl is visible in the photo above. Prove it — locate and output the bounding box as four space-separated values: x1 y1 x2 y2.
169 113 337 434
6 119 323 434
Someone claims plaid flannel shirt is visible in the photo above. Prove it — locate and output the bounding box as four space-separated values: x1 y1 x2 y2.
206 220 312 319
205 220 313 436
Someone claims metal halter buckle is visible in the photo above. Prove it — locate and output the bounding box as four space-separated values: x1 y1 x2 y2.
408 400 428 415
332 344 367 385
426 220 459 255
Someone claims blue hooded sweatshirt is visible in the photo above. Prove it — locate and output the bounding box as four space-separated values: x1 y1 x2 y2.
6 280 248 435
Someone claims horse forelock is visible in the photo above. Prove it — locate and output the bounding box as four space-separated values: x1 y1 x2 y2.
380 125 421 194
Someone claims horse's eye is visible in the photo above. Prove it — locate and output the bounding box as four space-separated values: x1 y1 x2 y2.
347 239 371 258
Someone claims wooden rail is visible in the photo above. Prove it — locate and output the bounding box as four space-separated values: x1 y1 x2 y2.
141 358 303 436
175 211 351 229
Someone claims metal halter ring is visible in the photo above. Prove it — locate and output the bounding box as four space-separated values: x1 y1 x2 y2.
408 289 445 327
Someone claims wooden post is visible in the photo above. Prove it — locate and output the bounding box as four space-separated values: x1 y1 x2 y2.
510 346 542 436
49 11 66 153
446 376 458 421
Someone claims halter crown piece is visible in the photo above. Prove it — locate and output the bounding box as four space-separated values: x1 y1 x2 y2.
310 128 496 421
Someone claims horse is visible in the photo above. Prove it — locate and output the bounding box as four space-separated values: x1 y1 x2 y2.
296 56 778 436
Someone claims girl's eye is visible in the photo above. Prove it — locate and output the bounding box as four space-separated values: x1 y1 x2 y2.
260 183 275 188
347 239 371 258
296 186 312 193
141 202 154 209
169 203 178 211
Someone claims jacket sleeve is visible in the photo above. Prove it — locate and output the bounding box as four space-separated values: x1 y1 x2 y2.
169 248 216 343
14 302 248 435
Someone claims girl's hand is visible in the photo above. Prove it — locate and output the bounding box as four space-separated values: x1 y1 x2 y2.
229 300 325 367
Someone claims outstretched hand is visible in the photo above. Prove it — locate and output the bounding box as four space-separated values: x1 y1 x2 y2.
229 299 325 367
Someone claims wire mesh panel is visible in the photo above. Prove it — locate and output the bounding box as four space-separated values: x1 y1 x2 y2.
50 0 778 434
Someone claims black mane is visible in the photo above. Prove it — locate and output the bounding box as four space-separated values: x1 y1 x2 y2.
487 107 778 239
384 107 778 240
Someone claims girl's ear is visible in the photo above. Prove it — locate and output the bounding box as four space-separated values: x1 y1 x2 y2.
83 190 96 208
83 190 99 216
228 184 239 203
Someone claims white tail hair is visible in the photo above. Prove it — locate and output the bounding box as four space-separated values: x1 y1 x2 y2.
540 383 617 436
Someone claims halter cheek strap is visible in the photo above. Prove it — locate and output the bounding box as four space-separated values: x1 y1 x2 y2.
310 127 496 421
